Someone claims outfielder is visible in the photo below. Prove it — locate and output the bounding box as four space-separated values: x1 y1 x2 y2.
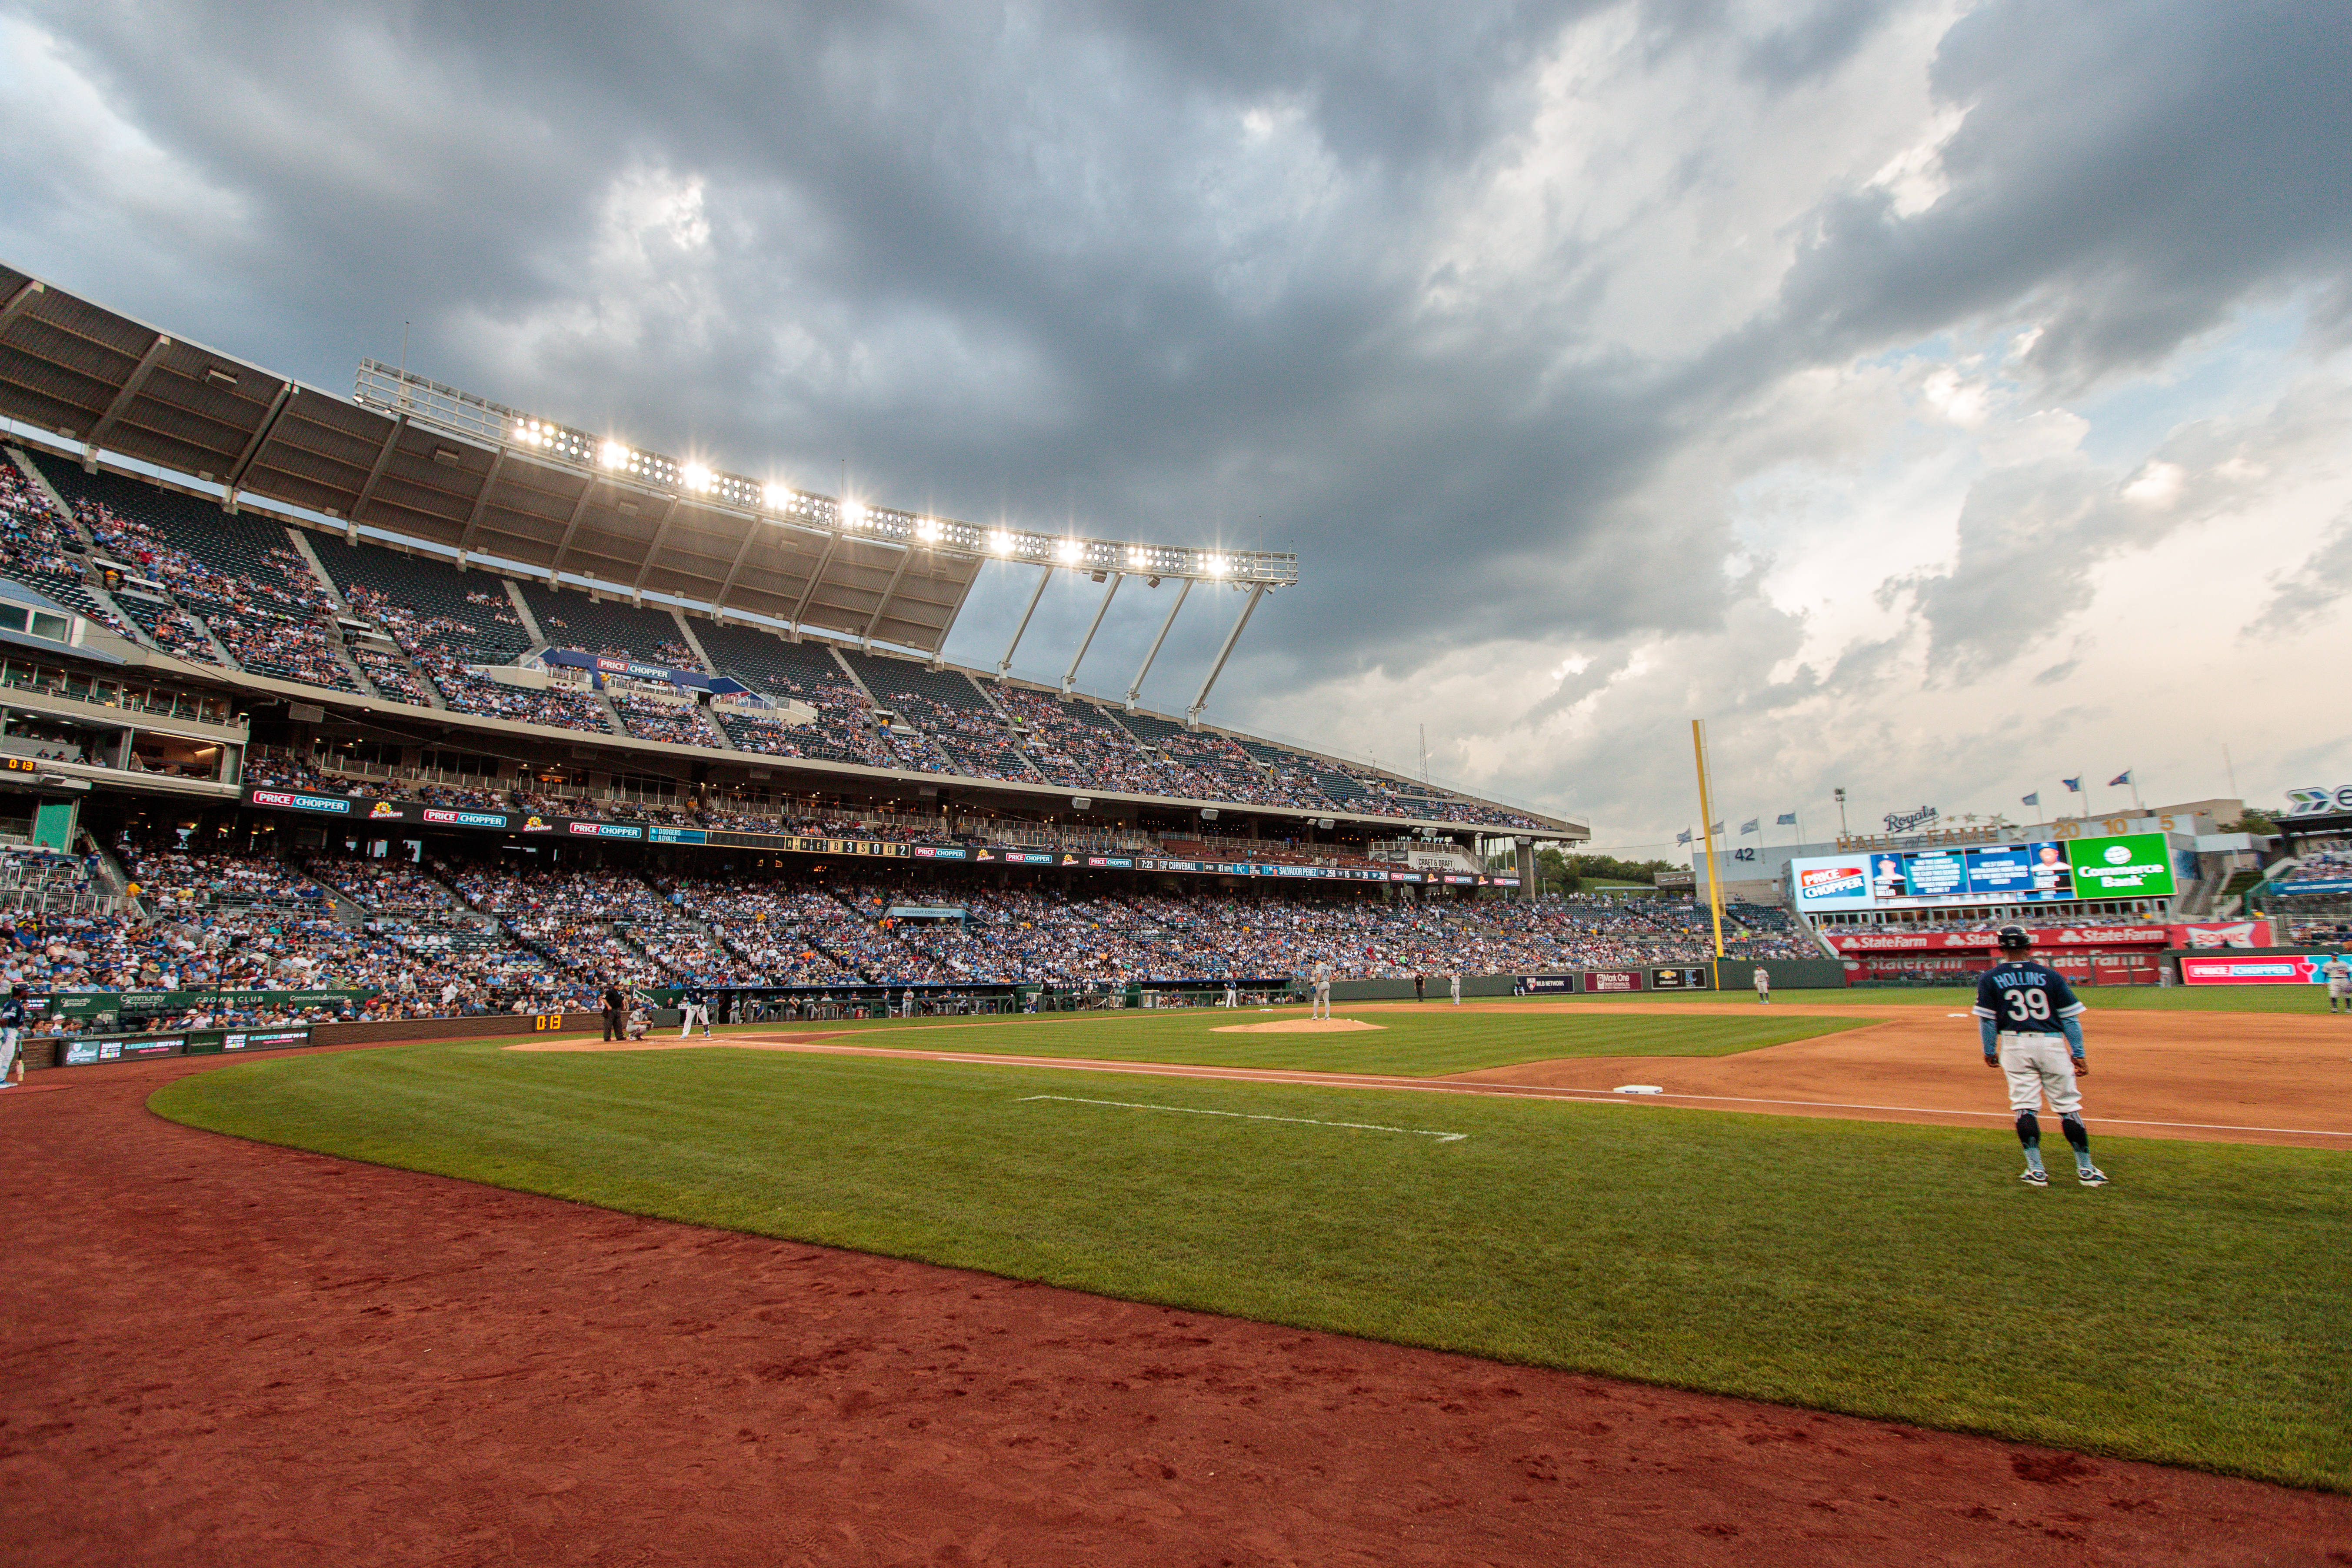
2321 951 2352 1014
678 985 712 1039
1448 969 1462 1005
1974 926 2107 1187
1310 960 1333 1020
1752 965 1771 1004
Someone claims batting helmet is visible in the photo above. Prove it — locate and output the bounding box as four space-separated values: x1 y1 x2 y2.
1995 924 2032 952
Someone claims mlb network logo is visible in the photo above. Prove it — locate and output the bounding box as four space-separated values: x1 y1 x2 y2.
1799 864 1865 901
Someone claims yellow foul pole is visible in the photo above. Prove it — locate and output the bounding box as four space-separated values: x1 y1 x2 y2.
1691 719 1728 966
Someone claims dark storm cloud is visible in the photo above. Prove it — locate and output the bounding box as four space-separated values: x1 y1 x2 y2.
2 0 2343 705
1772 0 2352 386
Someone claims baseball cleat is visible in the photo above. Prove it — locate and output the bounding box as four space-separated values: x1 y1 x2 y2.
2077 1168 2109 1187
2020 1169 2048 1187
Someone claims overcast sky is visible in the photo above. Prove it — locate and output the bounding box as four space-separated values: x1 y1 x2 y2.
3 1 2345 849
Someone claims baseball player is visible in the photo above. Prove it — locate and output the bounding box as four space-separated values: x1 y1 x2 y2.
1974 925 2107 1187
1448 969 1462 1005
1752 965 1771 1004
678 984 712 1039
0 984 24 1087
1310 960 1333 1020
2321 951 2352 1014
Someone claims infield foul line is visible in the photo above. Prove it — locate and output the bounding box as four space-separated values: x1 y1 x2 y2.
1019 1095 1467 1142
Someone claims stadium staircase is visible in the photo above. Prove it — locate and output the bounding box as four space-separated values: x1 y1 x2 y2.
670 611 716 672
504 579 547 650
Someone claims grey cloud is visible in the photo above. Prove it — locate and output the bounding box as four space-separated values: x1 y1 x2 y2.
1899 379 2352 678
2 0 2345 720
2248 509 2352 639
1738 0 1897 87
1772 0 2352 388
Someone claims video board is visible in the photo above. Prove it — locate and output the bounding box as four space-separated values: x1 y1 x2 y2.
1789 832 2174 913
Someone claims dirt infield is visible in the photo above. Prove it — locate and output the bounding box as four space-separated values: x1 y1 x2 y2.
1440 1003 2352 1149
1211 1018 1387 1033
3 1049 2348 1565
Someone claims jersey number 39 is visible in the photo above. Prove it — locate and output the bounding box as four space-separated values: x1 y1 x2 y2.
2002 987 2052 1023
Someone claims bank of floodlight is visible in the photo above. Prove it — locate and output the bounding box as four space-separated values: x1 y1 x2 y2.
354 359 1298 588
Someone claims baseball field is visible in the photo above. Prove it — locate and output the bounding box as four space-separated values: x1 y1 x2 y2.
7 988 2347 1564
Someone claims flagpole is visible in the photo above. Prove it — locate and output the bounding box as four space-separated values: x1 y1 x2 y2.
1691 719 1728 965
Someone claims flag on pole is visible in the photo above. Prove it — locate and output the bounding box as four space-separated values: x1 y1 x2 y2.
1776 812 1797 826
1739 818 1759 835
1709 822 1724 836
2108 769 2132 787
2021 792 2039 807
2062 776 2083 792
1676 829 1692 846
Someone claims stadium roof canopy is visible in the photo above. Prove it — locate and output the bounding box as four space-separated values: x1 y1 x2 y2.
0 265 1295 658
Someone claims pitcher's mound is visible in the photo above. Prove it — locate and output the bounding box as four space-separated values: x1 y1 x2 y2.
1211 1018 1387 1034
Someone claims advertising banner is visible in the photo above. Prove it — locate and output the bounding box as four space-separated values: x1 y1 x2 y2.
1822 927 2173 953
2170 920 2273 948
1516 974 1578 993
2066 832 2175 899
1793 859 1872 912
1649 967 1708 990
2179 954 2328 985
243 786 1483 889
1789 832 2172 913
1586 970 1644 992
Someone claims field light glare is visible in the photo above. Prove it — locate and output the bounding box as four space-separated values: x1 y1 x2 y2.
1056 539 1082 564
988 530 1013 556
681 463 712 493
841 500 866 526
915 518 941 543
761 483 791 511
599 441 630 469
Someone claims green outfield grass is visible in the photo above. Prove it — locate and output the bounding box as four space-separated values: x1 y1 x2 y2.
152 1031 2351 1490
734 1007 1872 1075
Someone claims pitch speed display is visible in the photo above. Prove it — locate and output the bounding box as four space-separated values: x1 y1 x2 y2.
1790 832 2174 913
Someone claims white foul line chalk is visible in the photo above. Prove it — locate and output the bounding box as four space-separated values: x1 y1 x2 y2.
1018 1094 1467 1143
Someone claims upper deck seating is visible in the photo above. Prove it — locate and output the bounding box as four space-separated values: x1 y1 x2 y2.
840 653 1038 782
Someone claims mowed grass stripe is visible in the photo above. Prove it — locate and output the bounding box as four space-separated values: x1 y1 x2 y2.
151 1037 2352 1490
718 1007 1872 1075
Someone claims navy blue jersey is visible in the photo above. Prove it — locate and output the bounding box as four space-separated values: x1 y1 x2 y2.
1973 960 2083 1035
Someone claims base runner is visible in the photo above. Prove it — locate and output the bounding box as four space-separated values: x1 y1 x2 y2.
1974 925 2107 1188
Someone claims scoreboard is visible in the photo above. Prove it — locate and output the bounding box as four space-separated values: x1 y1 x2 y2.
1789 832 2175 913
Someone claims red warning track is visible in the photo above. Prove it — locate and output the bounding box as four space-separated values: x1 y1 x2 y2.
1 1046 2345 1565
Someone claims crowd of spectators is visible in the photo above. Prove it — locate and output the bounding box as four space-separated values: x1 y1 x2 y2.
611 691 716 746
70 499 356 687
2279 849 2352 883
0 458 136 637
340 583 613 730
351 643 433 705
